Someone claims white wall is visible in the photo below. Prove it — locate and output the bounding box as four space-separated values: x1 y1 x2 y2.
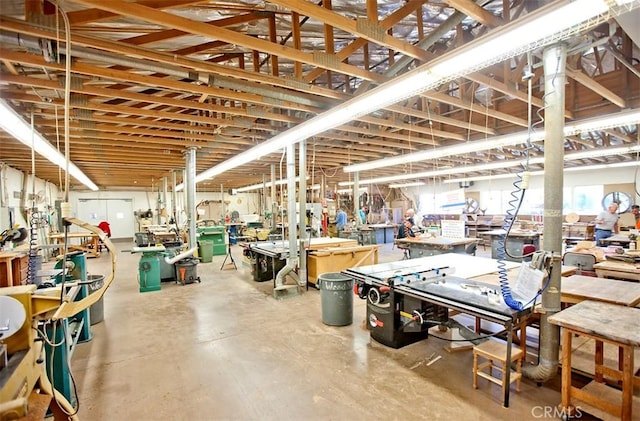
70 189 262 237
0 164 61 231
2 162 638 237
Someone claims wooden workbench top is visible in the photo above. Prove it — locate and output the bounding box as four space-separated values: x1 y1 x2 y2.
395 236 477 246
49 231 98 239
548 300 640 347
594 259 640 274
561 275 640 307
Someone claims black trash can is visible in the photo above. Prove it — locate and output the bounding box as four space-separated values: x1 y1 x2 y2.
318 273 354 326
87 274 105 325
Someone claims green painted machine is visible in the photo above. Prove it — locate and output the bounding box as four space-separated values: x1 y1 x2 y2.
197 225 226 257
132 245 165 292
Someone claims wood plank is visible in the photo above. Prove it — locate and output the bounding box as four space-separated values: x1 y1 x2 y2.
445 0 503 28
269 0 429 61
573 381 640 421
70 0 382 82
561 275 640 306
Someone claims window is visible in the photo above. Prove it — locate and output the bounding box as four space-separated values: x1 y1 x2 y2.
571 185 603 215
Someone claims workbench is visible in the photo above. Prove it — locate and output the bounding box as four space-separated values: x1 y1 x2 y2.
394 236 477 258
549 301 640 421
0 249 29 287
242 238 357 283
561 275 640 307
342 253 530 408
366 224 397 244
485 229 541 262
599 233 634 247
594 259 640 282
49 232 100 258
307 244 380 286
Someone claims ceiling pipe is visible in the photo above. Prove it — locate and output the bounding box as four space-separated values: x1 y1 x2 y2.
0 30 326 108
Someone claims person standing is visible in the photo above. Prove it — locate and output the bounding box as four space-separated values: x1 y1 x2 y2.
631 204 640 229
335 207 348 232
357 205 368 224
594 202 619 246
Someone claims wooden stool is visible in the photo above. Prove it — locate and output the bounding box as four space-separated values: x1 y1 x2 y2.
472 339 524 402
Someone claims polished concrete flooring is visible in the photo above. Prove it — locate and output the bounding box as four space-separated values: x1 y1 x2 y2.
65 240 595 421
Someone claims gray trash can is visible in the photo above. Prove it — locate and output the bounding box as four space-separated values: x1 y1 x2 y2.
318 273 354 326
87 274 105 325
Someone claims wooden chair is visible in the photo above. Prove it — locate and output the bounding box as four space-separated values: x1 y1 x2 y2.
472 339 524 405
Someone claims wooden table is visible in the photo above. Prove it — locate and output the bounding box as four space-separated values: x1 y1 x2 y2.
594 259 640 282
600 233 633 247
549 301 640 421
561 275 640 306
49 232 100 258
395 236 477 258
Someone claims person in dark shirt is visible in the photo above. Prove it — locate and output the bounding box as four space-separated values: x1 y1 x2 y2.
397 217 415 239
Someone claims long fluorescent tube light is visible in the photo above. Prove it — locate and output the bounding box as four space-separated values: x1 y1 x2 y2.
444 160 639 183
0 100 99 191
236 176 306 192
389 182 426 188
192 0 623 184
344 109 640 173
345 141 638 186
336 187 368 194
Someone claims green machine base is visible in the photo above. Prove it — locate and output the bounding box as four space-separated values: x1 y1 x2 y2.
138 254 162 292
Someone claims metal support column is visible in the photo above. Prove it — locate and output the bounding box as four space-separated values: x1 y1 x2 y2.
298 139 307 286
354 172 360 228
185 147 197 250
271 164 277 232
524 43 566 382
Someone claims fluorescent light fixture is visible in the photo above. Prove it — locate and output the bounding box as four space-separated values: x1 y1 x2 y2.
443 171 546 184
192 0 621 184
367 142 637 185
345 108 640 173
564 145 640 160
565 109 640 134
444 160 639 184
336 187 368 194
389 182 426 188
564 160 640 171
0 99 99 191
236 176 306 192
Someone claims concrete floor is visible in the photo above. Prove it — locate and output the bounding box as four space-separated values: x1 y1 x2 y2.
64 240 594 421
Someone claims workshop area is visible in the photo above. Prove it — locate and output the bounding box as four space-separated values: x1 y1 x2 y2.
69 241 572 421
